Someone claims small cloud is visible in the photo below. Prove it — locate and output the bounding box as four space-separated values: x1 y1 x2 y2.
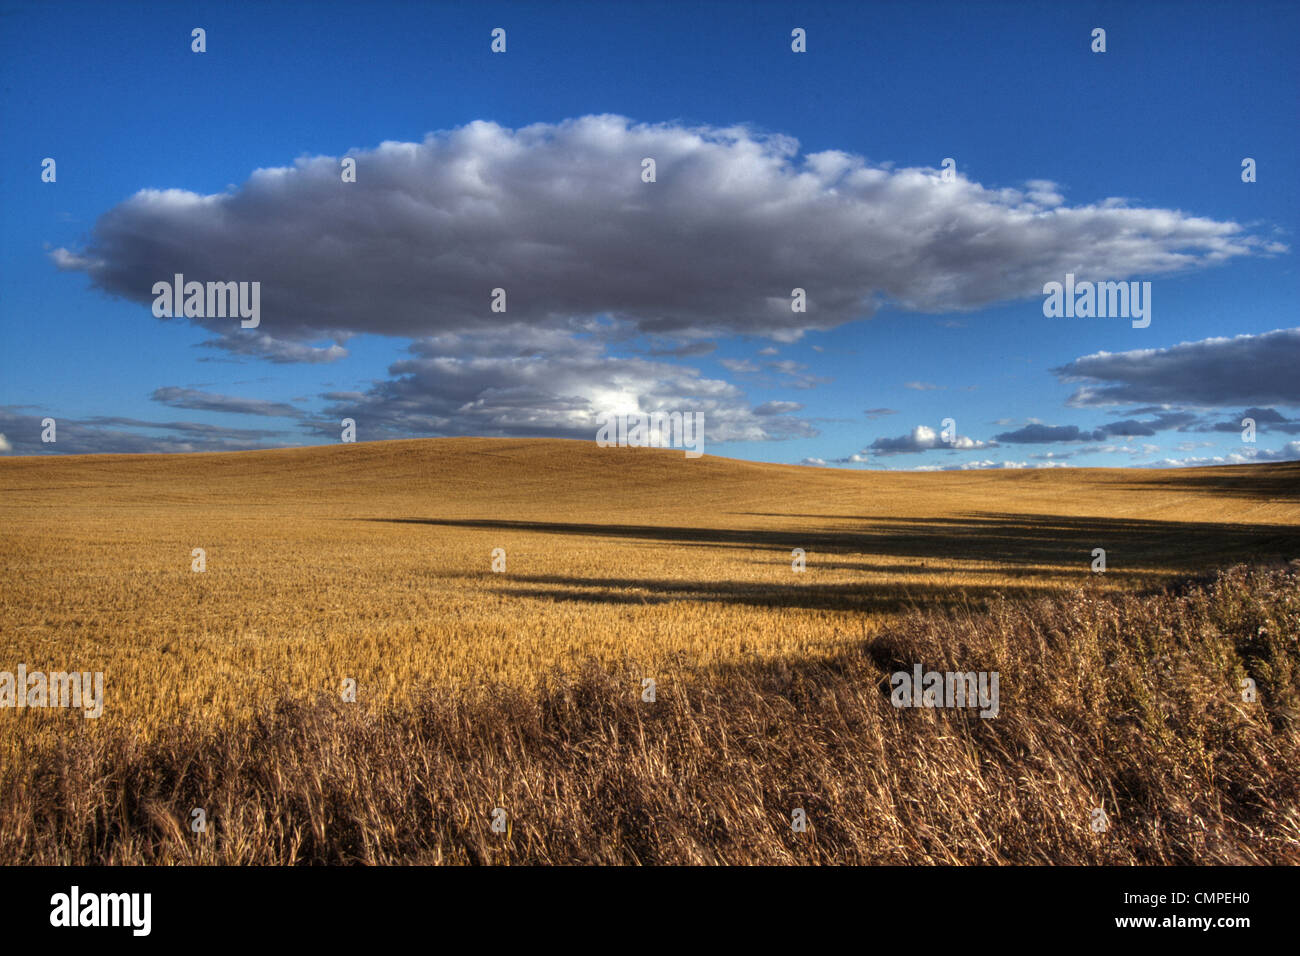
199 333 348 365
151 386 305 418
827 451 873 465
719 358 759 373
869 424 993 455
648 340 717 358
994 424 1092 444
766 360 831 389
1024 179 1064 207
754 401 804 415
49 247 102 271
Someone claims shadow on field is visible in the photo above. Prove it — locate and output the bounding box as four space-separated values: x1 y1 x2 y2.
767 560 1165 580
486 574 1064 612
365 512 1300 573
1118 466 1300 502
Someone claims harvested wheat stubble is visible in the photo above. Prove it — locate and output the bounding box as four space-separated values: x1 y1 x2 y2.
2 440 1298 760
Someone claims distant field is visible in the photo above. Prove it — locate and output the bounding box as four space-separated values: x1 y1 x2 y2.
2 439 1298 750
2 440 1299 863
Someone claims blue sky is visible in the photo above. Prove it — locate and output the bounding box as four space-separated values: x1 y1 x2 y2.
2 0 1297 468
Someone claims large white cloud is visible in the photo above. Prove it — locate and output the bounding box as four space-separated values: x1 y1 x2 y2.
53 115 1279 362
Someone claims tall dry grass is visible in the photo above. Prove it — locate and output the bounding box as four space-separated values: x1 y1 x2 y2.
3 565 1296 864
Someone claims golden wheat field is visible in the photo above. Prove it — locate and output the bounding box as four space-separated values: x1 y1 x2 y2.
2 440 1300 863
1 438 1297 748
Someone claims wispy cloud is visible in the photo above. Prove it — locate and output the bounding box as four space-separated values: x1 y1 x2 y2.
0 408 290 455
151 386 306 418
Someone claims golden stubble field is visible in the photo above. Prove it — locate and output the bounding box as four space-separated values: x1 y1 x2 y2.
2 437 1299 758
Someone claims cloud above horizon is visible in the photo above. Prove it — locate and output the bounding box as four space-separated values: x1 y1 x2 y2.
312 324 817 444
151 386 305 418
0 408 288 455
1055 328 1300 407
845 424 994 459
52 114 1280 363
1144 441 1300 467
992 411 1199 444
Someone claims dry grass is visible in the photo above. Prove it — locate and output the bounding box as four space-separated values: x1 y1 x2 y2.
1 439 1298 863
2 565 1297 864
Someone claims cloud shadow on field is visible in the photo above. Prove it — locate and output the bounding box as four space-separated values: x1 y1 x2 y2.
764 560 1167 582
1118 469 1300 502
363 513 1300 573
483 574 1063 613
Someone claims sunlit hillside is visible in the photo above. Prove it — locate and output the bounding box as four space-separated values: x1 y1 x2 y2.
2 439 1298 740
